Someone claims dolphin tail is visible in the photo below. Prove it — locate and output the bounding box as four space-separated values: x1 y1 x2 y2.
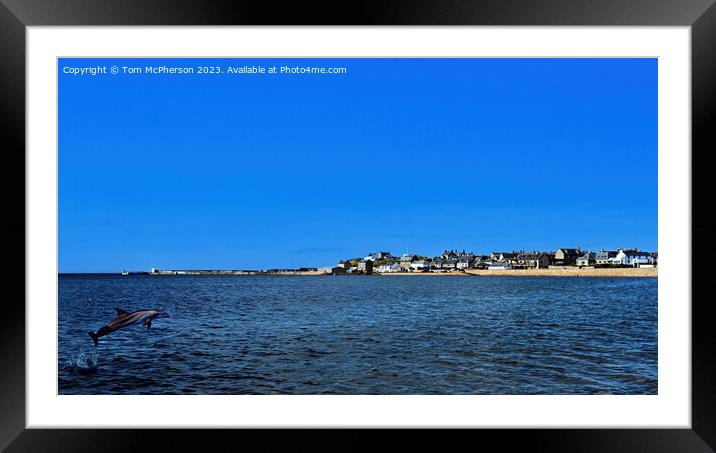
88 331 99 347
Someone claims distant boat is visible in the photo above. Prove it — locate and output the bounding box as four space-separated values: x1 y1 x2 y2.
121 270 129 276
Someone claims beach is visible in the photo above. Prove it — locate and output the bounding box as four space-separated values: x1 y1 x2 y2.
376 268 657 278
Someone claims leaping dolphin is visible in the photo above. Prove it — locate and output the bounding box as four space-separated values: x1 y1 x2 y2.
88 308 169 346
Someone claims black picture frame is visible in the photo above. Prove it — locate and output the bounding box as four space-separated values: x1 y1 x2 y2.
2 0 714 450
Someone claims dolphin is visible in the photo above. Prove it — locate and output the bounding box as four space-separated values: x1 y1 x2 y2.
88 308 169 346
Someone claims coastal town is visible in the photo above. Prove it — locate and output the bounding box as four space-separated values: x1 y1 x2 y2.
136 247 657 277
316 247 657 275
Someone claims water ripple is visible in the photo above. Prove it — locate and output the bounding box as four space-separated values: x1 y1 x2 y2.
59 274 657 395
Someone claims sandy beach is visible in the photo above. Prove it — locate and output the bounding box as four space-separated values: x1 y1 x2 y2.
376 271 471 276
376 268 657 278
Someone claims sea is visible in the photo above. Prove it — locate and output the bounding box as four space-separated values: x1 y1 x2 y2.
58 274 657 395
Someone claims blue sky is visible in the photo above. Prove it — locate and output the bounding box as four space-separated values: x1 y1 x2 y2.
59 58 657 272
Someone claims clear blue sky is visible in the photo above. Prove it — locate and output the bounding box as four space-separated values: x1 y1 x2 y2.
59 58 657 272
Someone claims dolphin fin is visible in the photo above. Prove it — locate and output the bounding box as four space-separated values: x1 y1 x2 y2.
88 331 99 347
114 308 129 316
145 319 152 329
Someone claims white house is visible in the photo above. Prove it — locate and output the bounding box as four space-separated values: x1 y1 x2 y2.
410 260 431 272
376 262 402 273
488 262 513 270
595 250 618 265
376 264 389 273
610 249 655 267
456 257 474 269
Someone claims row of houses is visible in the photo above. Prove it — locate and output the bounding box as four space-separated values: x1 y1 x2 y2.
320 247 657 274
575 249 656 267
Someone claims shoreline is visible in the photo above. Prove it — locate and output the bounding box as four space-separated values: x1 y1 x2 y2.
111 268 657 278
379 268 657 278
468 268 657 277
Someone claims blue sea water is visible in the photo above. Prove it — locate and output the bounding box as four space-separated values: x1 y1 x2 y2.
58 274 657 394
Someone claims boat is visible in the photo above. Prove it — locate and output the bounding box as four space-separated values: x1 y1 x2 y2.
121 270 129 276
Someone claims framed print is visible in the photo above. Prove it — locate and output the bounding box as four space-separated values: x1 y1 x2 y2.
3 0 715 450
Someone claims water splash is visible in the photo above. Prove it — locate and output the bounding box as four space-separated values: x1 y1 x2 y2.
68 348 99 375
